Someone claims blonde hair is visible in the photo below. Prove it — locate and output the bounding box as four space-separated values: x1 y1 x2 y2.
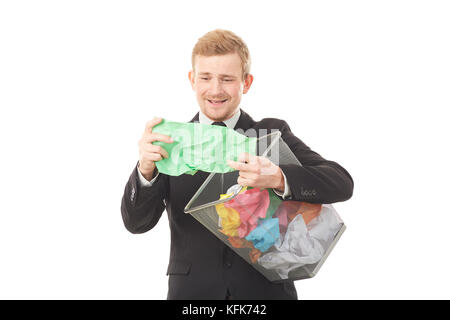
191 29 251 81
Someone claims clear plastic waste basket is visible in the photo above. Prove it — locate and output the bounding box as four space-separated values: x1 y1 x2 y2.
184 131 345 282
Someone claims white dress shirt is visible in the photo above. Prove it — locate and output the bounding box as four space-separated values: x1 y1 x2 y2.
137 108 291 199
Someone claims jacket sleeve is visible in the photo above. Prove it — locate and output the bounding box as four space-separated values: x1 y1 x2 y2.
120 162 169 234
276 120 354 204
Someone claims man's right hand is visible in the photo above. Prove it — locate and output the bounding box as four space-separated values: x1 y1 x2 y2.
138 117 173 181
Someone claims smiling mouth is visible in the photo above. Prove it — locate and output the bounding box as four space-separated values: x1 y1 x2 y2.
207 99 228 105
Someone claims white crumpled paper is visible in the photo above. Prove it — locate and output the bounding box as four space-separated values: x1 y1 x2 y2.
257 204 342 279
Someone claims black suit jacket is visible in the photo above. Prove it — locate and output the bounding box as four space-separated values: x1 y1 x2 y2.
121 109 353 300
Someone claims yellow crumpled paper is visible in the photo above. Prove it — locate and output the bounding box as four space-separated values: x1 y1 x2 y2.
215 187 247 237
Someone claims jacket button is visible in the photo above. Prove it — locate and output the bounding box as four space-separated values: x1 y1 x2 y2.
130 187 136 201
224 261 232 268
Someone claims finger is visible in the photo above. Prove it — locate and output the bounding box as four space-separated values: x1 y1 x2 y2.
147 132 173 144
237 176 252 187
228 159 261 175
145 117 163 133
227 159 251 171
238 170 258 180
258 156 272 166
144 144 169 159
238 152 258 164
144 152 163 162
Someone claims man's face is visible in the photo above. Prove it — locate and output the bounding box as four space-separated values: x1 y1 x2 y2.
188 53 253 121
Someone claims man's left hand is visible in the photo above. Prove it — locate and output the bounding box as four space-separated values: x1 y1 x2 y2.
227 152 285 192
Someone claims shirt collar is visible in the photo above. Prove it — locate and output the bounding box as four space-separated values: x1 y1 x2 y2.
198 109 241 129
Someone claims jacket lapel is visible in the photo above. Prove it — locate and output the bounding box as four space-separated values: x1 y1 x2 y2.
234 109 256 132
189 112 200 123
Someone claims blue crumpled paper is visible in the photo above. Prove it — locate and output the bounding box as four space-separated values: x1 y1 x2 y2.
245 218 280 253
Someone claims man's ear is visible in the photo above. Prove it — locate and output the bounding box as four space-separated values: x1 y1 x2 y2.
243 74 254 94
188 70 195 90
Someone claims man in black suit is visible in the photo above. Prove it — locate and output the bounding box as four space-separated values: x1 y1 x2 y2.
121 29 353 299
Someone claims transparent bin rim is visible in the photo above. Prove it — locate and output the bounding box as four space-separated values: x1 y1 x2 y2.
184 131 282 214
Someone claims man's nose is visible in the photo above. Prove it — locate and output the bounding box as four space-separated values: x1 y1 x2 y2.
209 78 223 94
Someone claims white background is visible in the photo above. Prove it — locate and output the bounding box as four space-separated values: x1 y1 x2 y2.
1 0 449 299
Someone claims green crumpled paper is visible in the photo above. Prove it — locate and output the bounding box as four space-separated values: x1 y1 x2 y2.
152 119 257 176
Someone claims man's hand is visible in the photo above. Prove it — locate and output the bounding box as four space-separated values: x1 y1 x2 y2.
138 117 173 180
227 152 285 192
